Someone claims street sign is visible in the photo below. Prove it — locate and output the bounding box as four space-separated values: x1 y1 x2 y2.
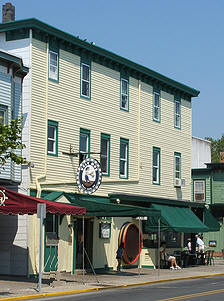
37 203 46 219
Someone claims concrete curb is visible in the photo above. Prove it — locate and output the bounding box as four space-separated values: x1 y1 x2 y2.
1 272 224 301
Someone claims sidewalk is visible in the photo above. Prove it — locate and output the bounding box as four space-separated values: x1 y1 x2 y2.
0 260 224 300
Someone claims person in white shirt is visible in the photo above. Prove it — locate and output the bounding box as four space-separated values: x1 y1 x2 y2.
187 238 192 252
196 234 206 265
196 234 205 252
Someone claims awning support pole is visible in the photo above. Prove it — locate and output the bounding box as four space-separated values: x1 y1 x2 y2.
157 217 161 278
82 215 85 285
138 217 141 277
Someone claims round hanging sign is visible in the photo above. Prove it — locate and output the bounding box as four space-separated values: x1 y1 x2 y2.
76 157 102 194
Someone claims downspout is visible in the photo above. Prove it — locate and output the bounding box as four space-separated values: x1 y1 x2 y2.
210 172 213 205
35 38 49 198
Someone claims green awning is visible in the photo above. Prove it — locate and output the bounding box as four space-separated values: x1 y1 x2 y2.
210 203 224 218
144 203 209 233
65 194 161 218
204 207 220 232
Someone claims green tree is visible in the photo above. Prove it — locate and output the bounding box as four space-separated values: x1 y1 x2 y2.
205 134 224 163
0 117 27 166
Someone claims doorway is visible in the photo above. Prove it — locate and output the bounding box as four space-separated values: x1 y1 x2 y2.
74 218 93 270
44 214 58 272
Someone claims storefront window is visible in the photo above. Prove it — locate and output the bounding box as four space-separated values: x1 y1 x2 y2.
143 230 181 248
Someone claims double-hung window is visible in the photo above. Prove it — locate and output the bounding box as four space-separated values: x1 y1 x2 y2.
49 50 58 81
174 98 181 128
47 120 58 156
194 180 205 202
120 78 129 111
79 129 90 164
120 138 129 178
81 62 90 98
153 147 160 184
174 152 181 180
100 134 110 176
153 90 160 122
0 105 7 126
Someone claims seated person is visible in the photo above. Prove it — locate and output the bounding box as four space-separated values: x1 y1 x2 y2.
160 242 181 270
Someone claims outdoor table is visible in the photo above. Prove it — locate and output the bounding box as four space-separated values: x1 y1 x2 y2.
181 251 197 267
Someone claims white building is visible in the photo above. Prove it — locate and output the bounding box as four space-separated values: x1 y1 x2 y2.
192 136 211 169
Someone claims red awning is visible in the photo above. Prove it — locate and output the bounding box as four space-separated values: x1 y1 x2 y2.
0 186 86 215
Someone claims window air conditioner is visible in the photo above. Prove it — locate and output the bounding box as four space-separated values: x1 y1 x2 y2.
174 178 181 187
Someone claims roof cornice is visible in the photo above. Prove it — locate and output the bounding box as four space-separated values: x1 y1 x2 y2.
0 18 199 97
0 49 29 76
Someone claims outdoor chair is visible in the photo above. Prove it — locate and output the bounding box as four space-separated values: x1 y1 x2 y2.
160 253 170 269
205 250 211 265
208 250 215 265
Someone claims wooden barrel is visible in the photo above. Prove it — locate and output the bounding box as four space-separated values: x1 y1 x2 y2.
118 222 142 265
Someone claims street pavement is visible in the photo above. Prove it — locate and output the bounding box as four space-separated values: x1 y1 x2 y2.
0 260 223 300
32 275 224 301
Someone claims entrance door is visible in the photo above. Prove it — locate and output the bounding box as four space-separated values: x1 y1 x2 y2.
44 214 58 272
74 218 93 270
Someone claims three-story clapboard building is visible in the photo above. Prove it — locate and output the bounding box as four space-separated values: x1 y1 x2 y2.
0 12 215 276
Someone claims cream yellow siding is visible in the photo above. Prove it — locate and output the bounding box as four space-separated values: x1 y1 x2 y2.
30 38 192 201
30 39 47 182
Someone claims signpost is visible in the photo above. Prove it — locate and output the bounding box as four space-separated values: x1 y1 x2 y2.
37 203 46 292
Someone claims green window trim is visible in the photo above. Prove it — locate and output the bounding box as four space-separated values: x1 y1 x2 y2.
153 89 161 123
152 147 161 185
79 128 91 164
120 75 129 112
119 137 129 179
100 133 111 177
80 57 91 100
174 96 181 129
47 120 58 156
48 44 59 83
174 152 181 181
0 104 8 126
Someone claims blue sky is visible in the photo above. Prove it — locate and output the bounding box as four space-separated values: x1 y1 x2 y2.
7 0 224 139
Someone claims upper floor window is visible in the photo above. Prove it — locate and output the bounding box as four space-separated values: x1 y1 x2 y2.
153 90 160 122
194 180 205 202
100 133 110 176
120 78 129 111
120 138 129 179
153 147 160 184
80 128 90 164
49 50 59 81
174 152 181 180
174 98 181 129
47 120 58 156
0 105 7 126
81 62 91 99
